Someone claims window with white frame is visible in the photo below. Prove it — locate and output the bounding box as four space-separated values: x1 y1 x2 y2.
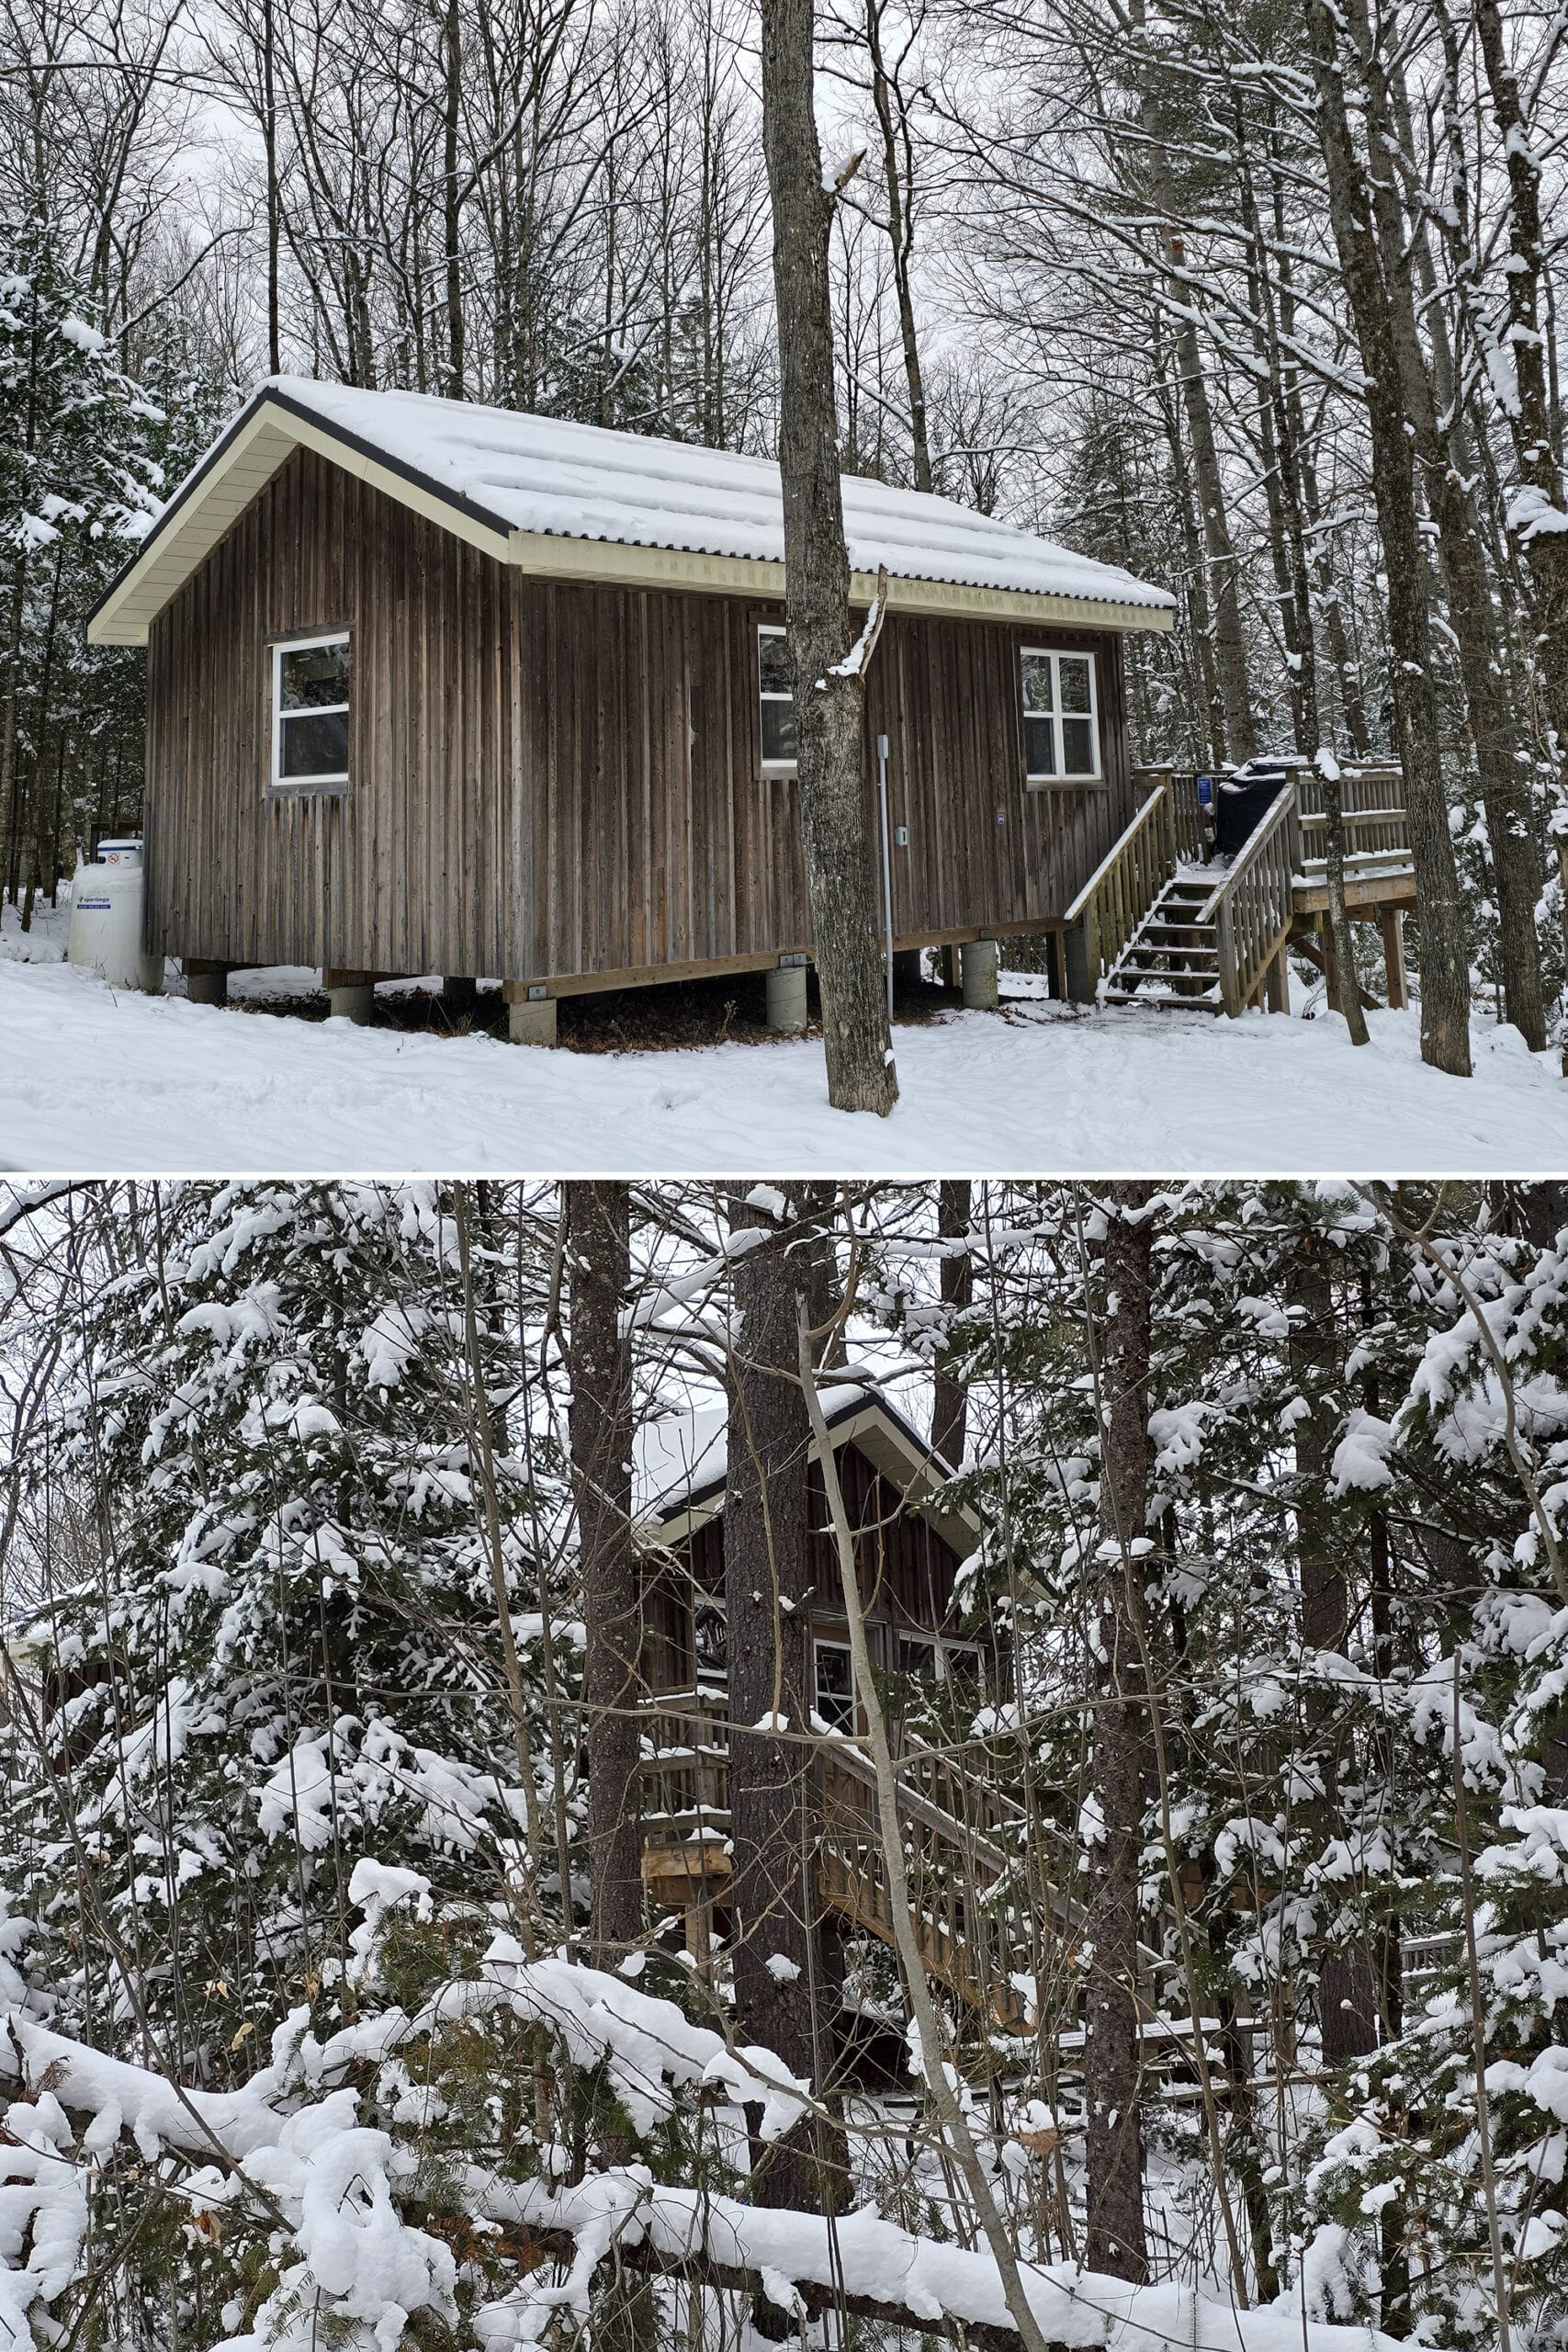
272 631 350 788
897 1634 981 1688
1021 648 1100 783
813 1638 855 1733
758 625 797 769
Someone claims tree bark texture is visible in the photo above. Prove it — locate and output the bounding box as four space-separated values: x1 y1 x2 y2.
565 1182 643 1962
1134 23 1257 765
724 1191 840 2212
1289 1231 1379 2064
932 1179 972 1468
1473 0 1568 798
1303 0 1472 1077
1344 0 1544 1050
761 0 897 1114
1084 1182 1151 2285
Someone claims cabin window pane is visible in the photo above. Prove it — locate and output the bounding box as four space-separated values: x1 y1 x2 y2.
1024 716 1055 777
898 1636 938 1679
693 1600 728 1681
273 633 350 786
1021 650 1055 714
758 625 797 768
1021 648 1100 783
1062 718 1096 775
814 1639 855 1732
1059 655 1091 714
279 711 349 779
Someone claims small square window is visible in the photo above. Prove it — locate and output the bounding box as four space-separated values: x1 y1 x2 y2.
1021 649 1100 784
758 625 797 770
272 632 350 789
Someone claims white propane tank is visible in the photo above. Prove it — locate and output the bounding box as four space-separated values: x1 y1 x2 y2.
67 844 164 994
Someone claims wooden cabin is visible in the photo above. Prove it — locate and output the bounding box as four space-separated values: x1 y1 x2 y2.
627 1382 1058 2025
85 377 1175 1040
634 1379 984 1719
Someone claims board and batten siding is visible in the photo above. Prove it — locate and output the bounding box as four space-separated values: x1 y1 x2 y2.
143 445 1134 982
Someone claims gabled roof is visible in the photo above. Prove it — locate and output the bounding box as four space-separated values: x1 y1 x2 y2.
87 377 1178 647
634 1380 979 1559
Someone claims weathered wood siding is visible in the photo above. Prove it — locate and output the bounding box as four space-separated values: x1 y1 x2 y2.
144 446 1135 978
640 1439 969 1691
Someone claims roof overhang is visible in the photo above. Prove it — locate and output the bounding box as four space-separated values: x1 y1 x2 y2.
87 388 1177 647
642 1391 980 1561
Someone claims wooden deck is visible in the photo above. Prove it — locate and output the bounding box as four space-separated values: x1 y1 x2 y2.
1066 762 1415 1015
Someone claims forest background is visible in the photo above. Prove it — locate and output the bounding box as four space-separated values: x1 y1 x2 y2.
2 0 1566 1028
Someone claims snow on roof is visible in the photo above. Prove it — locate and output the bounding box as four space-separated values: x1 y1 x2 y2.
633 1380 955 1531
634 1382 863 1525
265 377 1172 614
87 375 1177 644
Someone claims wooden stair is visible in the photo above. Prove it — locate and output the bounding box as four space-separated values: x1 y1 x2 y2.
637 1691 1268 2102
637 1691 1078 2038
1101 873 1224 1012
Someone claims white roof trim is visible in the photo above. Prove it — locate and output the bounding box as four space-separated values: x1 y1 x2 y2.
88 381 1177 647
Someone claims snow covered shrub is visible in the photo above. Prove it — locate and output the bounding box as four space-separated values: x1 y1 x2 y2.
0 1862 803 2352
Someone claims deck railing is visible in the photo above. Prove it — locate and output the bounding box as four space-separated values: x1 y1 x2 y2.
1198 785 1299 1015
1063 778 1178 988
1137 764 1208 865
1289 761 1408 876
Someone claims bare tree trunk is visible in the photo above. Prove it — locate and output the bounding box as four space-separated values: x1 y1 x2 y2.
1346 0 1544 1050
1289 1231 1378 2064
565 1182 642 1962
864 0 931 492
1084 1182 1151 2284
1302 0 1472 1076
760 0 897 1114
443 0 465 399
724 1191 840 2216
931 1179 971 1467
1133 21 1256 763
1232 104 1367 1042
263 0 281 374
1473 0 1568 808
801 1295 1058 2352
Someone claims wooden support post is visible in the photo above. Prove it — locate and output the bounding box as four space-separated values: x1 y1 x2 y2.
1266 944 1289 1015
1062 921 1097 1004
940 943 963 989
1379 906 1407 1010
1318 910 1337 1012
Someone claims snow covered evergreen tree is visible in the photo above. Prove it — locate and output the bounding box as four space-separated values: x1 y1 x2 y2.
1 1180 578 2076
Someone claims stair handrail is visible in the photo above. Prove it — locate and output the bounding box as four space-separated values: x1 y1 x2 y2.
1193 782 1296 924
1196 784 1298 1015
1062 780 1178 988
1062 779 1170 928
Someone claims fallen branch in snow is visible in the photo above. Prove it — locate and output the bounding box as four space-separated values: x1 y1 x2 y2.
488 2212 1044 2349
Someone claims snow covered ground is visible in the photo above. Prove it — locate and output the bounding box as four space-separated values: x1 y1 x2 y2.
4 902 1564 1172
